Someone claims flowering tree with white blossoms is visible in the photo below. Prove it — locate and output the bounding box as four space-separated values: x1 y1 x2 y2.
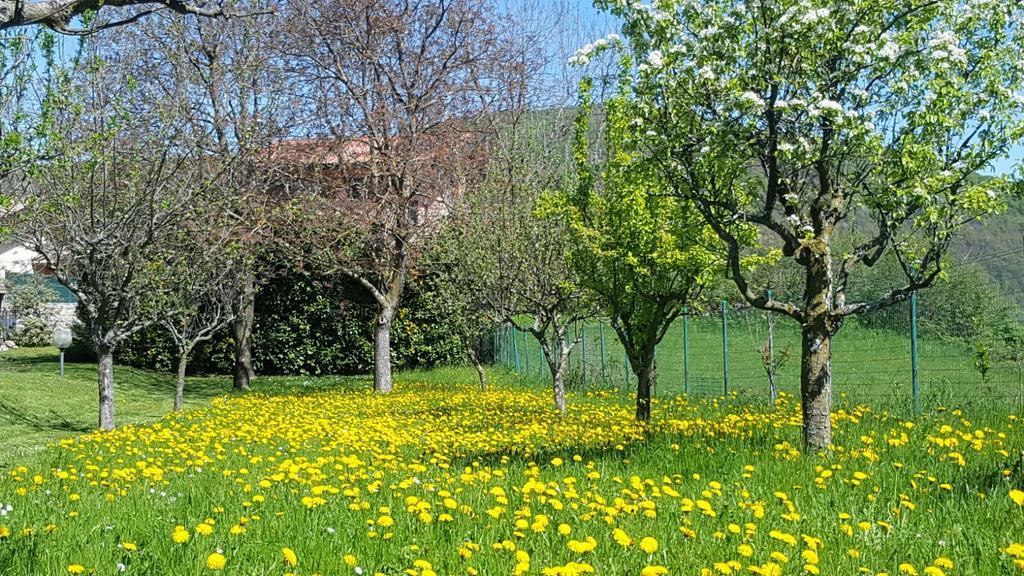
590 0 1024 449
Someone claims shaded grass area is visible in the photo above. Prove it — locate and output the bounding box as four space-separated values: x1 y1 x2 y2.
0 347 233 466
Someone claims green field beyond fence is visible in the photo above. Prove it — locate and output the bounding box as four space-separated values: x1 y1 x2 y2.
496 248 1024 415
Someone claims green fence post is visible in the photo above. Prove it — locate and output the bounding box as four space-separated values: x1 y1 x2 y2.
722 300 729 395
513 328 521 372
501 326 507 366
599 320 607 381
581 324 588 386
911 289 920 417
683 309 690 395
524 329 530 375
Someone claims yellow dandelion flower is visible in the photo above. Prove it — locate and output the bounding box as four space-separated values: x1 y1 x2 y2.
639 536 659 554
206 552 227 571
282 547 298 567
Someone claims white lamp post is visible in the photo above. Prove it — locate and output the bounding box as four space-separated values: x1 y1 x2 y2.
52 327 73 378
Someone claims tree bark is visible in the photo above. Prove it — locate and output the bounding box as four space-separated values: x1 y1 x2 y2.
231 277 255 391
174 352 188 412
552 362 566 414
800 320 832 449
800 250 834 449
466 345 487 391
540 330 569 414
636 360 656 421
97 345 116 431
374 306 395 393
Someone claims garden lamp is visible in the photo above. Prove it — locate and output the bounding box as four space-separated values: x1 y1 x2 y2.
52 327 72 378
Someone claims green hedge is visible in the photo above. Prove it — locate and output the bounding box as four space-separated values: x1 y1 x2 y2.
72 272 467 376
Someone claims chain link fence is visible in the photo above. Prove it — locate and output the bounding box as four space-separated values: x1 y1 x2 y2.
495 246 1024 414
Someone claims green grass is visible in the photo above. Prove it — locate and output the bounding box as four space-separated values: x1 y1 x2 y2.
499 314 1024 414
0 367 1022 575
0 348 530 467
0 347 232 466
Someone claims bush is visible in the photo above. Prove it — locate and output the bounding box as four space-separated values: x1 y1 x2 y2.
14 317 53 347
103 271 467 376
5 275 59 347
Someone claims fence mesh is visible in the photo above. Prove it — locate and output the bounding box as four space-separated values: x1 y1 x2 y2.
495 245 1024 415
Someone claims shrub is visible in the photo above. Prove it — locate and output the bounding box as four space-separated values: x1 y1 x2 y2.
104 271 467 376
5 274 58 347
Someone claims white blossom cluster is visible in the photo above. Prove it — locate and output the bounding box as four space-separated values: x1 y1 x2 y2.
568 33 622 66
928 30 967 67
0 503 11 516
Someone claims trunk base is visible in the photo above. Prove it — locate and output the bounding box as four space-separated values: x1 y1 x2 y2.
98 348 116 431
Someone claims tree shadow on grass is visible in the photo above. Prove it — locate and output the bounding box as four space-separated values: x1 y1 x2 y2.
0 399 90 434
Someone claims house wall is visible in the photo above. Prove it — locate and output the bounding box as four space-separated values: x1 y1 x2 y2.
0 245 39 275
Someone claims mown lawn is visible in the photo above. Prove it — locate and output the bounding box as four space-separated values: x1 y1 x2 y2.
0 347 234 466
0 354 1022 576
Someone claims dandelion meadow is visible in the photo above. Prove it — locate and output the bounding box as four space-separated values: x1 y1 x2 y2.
0 378 1022 576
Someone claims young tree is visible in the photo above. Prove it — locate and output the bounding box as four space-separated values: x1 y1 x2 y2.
161 226 241 412
597 0 1024 448
543 77 724 421
425 229 495 390
438 1 605 413
280 0 507 393
9 58 214 430
453 107 596 414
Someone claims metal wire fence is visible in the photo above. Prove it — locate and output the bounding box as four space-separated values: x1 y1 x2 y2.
495 246 1024 415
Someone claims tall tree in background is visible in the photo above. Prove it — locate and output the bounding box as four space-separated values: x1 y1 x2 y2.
543 76 725 420
0 32 32 181
110 3 289 391
10 55 214 430
280 0 507 394
599 0 1024 448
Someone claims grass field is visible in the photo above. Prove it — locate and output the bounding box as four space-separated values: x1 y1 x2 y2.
0 351 1023 575
499 312 1024 414
3 345 1024 575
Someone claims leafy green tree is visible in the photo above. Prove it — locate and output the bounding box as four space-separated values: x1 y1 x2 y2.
594 0 1024 448
543 77 725 421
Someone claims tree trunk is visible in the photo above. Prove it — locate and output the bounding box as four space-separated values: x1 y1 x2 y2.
800 250 834 450
541 329 569 414
97 345 115 431
636 360 656 421
467 345 487 391
174 352 188 412
374 306 395 393
800 320 832 449
231 277 255 391
552 361 566 414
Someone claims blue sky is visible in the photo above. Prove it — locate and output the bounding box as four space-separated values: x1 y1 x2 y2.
571 0 1022 177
